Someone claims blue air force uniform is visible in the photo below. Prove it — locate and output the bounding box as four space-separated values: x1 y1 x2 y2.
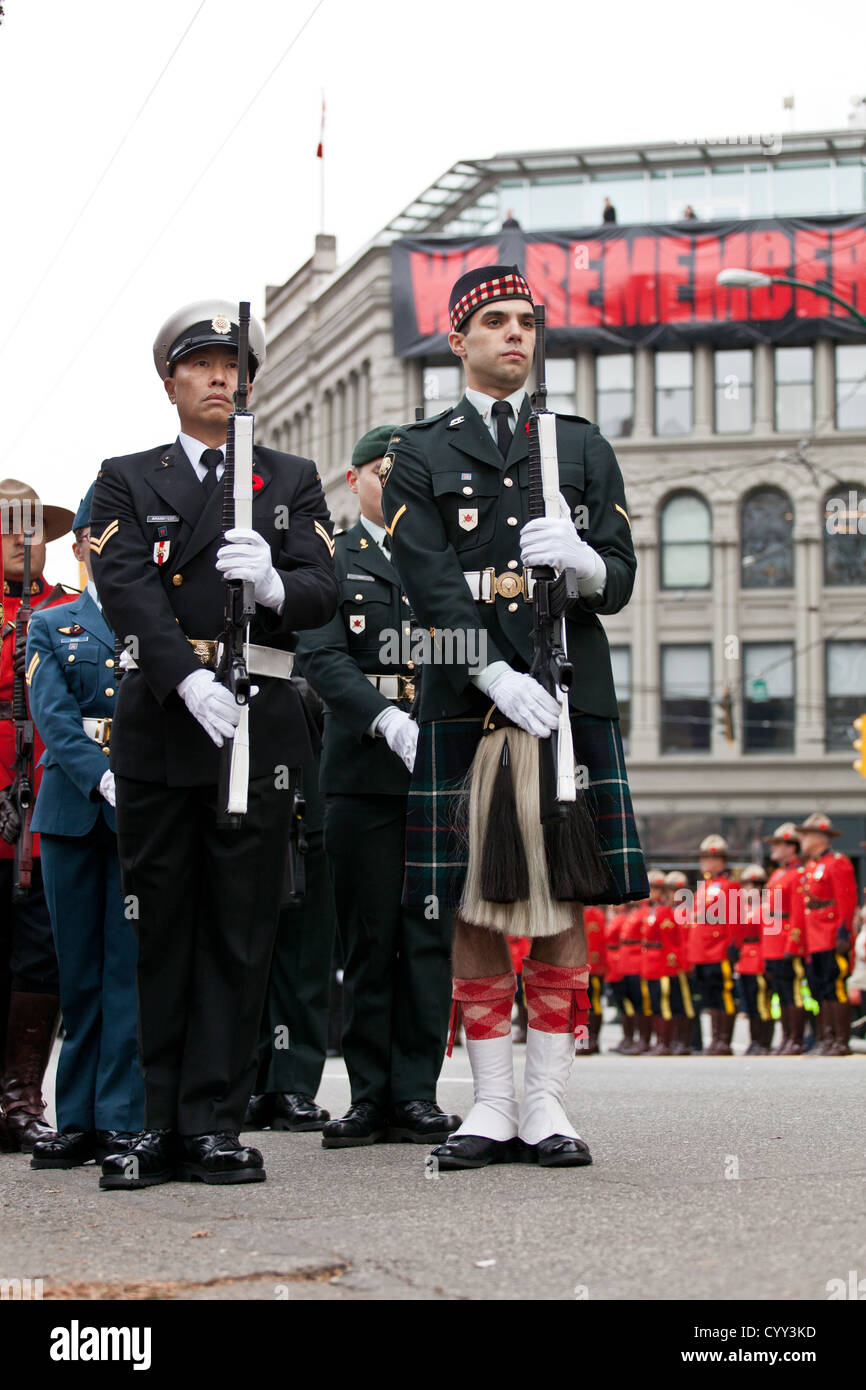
26 570 144 1135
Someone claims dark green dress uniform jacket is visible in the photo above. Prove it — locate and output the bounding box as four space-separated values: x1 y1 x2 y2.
294 519 413 797
380 394 635 723
91 440 338 786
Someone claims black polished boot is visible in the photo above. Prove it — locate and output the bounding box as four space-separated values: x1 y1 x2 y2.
272 1092 330 1131
321 1101 388 1148
100 1129 178 1190
386 1100 462 1143
177 1132 265 1184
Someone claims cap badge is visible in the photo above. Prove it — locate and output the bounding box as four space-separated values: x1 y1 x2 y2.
211 314 232 334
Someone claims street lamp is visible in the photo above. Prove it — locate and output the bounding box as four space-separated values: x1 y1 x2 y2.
716 267 866 329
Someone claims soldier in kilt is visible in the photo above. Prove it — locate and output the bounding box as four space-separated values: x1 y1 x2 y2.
382 264 647 1171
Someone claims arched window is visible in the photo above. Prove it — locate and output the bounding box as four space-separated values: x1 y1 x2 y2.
741 487 794 588
824 485 866 587
660 492 711 589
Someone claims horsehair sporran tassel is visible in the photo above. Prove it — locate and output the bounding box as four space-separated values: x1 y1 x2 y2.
479 733 530 902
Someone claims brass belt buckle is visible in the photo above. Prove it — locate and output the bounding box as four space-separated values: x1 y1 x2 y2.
93 718 110 745
399 676 416 703
493 570 525 601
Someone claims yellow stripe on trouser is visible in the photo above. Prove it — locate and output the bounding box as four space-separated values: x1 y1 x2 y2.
792 956 805 1008
660 975 672 1021
679 971 695 1019
835 953 850 1004
640 979 651 1017
721 958 736 1015
591 976 602 1015
622 995 635 1018
756 974 771 1021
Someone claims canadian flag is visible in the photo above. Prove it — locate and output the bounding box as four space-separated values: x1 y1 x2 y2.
316 94 325 159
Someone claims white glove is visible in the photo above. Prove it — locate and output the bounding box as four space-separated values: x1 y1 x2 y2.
377 706 419 772
215 528 284 611
99 769 116 807
488 668 560 739
177 668 243 747
519 510 600 581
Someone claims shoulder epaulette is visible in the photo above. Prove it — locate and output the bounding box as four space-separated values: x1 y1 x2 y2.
406 408 450 430
554 411 593 427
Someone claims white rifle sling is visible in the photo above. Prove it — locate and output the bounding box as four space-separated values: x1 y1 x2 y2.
537 413 561 520
537 410 576 802
227 410 255 816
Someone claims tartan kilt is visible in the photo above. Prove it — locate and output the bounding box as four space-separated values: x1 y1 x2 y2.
404 712 648 915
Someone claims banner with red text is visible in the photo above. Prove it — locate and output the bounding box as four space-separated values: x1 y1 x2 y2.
390 216 866 356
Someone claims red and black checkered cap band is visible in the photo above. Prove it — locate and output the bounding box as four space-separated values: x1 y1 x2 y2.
449 271 533 332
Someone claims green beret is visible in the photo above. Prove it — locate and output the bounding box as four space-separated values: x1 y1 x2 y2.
351 425 397 471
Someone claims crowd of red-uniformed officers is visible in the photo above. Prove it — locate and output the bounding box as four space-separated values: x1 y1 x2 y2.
578 816 862 1058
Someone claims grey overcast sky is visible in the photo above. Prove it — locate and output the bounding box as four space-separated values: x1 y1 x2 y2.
0 0 862 583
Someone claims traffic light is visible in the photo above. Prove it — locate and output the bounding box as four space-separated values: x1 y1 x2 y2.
853 714 866 777
717 687 735 745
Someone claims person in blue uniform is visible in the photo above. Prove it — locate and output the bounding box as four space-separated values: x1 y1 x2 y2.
26 484 144 1169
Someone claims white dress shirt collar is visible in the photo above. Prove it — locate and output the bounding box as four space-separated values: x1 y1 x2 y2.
465 386 527 442
178 432 225 482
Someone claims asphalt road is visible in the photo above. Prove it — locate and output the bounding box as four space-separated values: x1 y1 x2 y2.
2 1022 865 1303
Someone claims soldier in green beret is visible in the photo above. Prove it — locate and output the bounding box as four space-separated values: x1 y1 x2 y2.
295 427 460 1147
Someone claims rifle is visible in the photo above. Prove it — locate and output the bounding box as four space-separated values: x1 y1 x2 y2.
12 531 35 899
215 302 256 829
526 304 611 900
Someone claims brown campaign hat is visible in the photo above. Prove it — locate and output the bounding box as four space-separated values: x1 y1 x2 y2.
0 478 75 544
763 821 801 845
699 834 729 856
792 812 841 838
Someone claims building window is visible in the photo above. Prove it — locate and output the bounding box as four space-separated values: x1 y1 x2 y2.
741 487 794 588
596 354 634 437
655 352 693 436
742 644 795 753
660 492 711 589
775 347 813 432
661 645 711 753
824 485 866 586
610 646 631 751
714 349 753 433
423 364 461 417
835 345 866 430
546 357 576 414
826 642 866 750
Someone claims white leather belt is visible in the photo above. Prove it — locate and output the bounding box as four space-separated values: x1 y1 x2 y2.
366 674 415 700
122 640 294 680
463 568 535 602
83 717 112 746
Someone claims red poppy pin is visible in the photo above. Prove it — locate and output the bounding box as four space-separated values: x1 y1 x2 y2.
252 474 264 492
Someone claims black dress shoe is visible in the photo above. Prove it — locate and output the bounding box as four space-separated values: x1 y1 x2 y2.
243 1093 276 1130
516 1135 593 1168
321 1101 388 1148
429 1133 519 1170
93 1131 140 1163
386 1100 462 1143
177 1131 265 1185
99 1130 178 1190
30 1129 97 1169
272 1092 330 1132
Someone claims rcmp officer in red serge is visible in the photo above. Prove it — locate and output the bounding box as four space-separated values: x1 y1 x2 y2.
295 426 460 1148
762 822 807 1054
0 480 76 1152
686 835 739 1055
795 812 858 1056
90 301 338 1188
381 265 647 1170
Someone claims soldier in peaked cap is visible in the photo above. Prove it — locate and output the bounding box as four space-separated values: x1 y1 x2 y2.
295 426 460 1148
26 484 144 1170
0 479 77 1153
795 813 858 1055
90 299 338 1188
381 263 647 1171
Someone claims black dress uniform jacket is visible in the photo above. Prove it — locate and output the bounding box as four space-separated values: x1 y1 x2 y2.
90 440 338 784
295 519 413 798
381 394 635 722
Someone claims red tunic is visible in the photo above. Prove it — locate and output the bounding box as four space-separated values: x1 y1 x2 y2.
584 904 607 978
618 903 646 977
737 900 765 975
686 874 739 966
604 911 625 985
641 901 681 979
802 849 858 955
0 577 76 861
763 860 805 960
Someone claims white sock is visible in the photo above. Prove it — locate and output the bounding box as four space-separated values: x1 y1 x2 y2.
454 1034 519 1142
519 1027 581 1146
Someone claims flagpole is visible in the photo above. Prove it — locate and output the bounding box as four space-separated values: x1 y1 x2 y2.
317 91 325 234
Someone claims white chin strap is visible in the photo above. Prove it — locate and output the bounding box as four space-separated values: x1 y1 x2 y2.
519 1027 582 1146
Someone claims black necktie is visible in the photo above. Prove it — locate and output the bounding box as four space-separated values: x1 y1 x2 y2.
491 399 513 459
381 534 391 556
200 448 223 497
